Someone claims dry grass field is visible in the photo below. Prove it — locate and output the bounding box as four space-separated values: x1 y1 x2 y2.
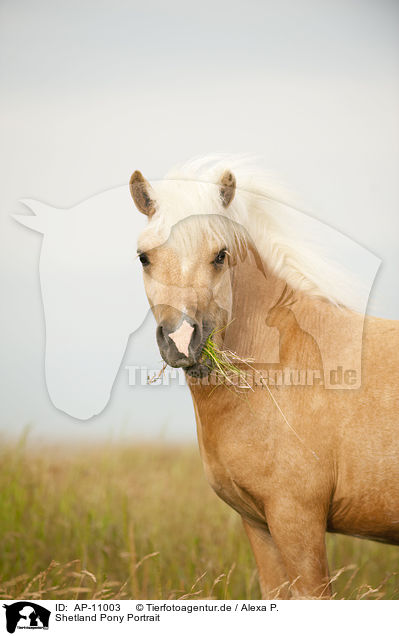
0 434 398 600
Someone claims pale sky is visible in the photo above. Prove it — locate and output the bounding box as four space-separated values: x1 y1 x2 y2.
0 0 398 443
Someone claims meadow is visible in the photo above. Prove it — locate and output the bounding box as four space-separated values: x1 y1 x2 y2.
0 434 398 600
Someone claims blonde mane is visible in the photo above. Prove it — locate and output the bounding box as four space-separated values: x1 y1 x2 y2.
138 155 365 310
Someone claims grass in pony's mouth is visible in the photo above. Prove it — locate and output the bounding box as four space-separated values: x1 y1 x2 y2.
199 327 254 391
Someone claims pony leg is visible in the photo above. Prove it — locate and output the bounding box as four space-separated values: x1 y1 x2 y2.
266 503 331 599
242 519 290 599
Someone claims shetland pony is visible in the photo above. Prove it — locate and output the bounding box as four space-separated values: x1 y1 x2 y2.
129 156 399 598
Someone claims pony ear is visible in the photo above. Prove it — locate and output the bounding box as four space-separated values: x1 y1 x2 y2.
13 199 58 234
219 170 236 208
129 171 156 217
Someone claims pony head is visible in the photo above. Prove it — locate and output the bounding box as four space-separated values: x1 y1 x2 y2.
130 169 241 375
129 162 271 376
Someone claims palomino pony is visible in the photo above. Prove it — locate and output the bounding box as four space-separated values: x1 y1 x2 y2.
129 157 399 599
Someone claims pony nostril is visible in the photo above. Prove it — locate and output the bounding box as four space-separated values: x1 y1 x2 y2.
156 324 168 347
190 322 202 348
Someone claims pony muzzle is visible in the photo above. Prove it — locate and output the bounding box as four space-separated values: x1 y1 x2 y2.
156 317 206 368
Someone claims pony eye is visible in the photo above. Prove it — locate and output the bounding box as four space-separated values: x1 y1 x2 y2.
213 249 227 266
139 253 150 267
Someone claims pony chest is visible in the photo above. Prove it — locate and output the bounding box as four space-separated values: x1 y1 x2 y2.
199 442 269 525
196 410 272 525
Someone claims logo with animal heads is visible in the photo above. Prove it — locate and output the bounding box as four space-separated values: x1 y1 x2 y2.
2 602 51 633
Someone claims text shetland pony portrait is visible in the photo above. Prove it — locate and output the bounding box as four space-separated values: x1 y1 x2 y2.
129 157 399 599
